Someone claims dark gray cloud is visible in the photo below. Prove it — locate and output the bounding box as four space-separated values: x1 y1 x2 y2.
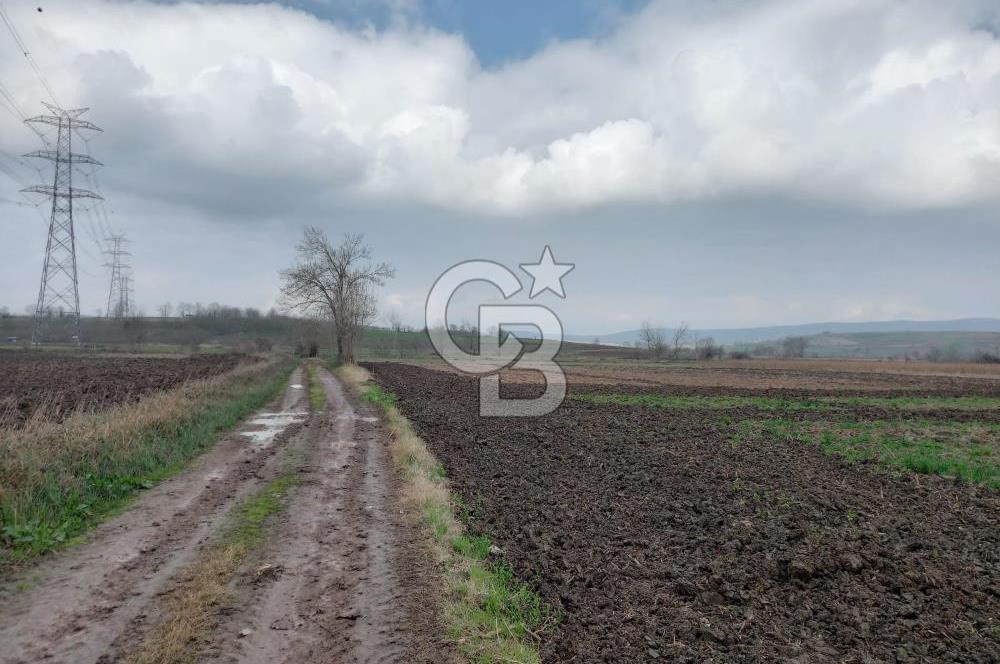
1 0 998 333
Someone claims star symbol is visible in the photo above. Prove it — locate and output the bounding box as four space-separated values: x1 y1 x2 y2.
520 246 574 298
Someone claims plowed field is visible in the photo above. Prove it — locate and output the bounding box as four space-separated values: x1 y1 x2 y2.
0 351 247 428
368 362 1000 663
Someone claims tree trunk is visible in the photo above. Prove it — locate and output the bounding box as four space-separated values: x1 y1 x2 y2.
335 326 346 365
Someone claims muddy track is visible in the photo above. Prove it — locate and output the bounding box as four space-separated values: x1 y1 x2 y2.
0 365 450 664
0 367 308 664
202 367 451 664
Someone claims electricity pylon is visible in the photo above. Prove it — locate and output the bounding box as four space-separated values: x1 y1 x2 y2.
104 234 132 319
22 103 103 344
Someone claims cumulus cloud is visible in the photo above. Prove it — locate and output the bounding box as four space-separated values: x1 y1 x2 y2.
1 0 999 220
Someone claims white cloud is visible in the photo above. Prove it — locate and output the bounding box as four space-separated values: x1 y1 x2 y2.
1 0 999 220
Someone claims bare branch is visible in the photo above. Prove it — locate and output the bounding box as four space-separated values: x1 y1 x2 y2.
279 230 395 363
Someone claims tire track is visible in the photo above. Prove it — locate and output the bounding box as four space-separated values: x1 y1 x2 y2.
203 366 450 664
0 368 308 664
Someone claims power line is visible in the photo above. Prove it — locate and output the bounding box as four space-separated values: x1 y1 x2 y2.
0 155 28 186
0 153 50 224
0 86 22 124
0 145 44 181
0 195 33 207
77 134 116 235
0 2 60 107
0 75 49 144
79 203 113 263
0 77 26 121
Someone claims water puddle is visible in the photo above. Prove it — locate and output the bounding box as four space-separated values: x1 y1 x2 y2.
334 413 378 423
241 411 308 448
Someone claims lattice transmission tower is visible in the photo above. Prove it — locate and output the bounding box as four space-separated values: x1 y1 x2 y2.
22 103 103 344
104 234 132 319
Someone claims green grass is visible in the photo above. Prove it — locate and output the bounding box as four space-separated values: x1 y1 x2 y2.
572 392 834 411
735 418 1000 489
572 391 1000 412
452 533 492 560
576 391 1000 488
307 363 326 410
360 382 398 410
0 358 296 566
831 395 1000 411
226 473 298 549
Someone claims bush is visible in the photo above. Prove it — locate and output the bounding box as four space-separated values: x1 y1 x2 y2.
974 352 1000 364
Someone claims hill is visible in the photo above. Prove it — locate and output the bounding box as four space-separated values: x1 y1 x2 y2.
572 318 1000 347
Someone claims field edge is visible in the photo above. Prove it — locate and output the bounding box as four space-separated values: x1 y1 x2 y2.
336 362 552 664
0 354 298 569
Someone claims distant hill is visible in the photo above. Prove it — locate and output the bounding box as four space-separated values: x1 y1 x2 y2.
571 318 1000 347
799 330 1000 360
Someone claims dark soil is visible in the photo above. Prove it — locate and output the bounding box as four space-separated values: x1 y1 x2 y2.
367 362 1000 664
0 351 248 427
561 363 1000 395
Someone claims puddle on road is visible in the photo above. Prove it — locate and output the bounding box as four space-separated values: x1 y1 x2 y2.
334 414 378 423
241 411 308 448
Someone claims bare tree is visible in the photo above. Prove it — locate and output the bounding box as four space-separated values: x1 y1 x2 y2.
696 336 724 360
280 229 395 364
671 321 690 359
387 309 404 333
386 309 405 358
123 313 149 347
639 321 667 359
157 302 173 318
781 336 809 358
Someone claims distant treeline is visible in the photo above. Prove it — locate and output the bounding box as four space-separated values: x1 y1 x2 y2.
0 307 470 358
0 308 315 351
5 304 1000 364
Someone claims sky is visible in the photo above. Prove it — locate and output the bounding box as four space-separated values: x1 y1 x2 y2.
0 0 999 335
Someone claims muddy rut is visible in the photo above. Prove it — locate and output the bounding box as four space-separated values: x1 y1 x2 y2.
202 368 448 664
0 365 447 664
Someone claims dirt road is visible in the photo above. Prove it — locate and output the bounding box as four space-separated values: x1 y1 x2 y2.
0 364 448 664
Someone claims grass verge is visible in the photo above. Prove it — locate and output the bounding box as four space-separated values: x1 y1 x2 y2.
128 473 299 664
336 363 551 664
736 418 999 489
0 356 296 566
